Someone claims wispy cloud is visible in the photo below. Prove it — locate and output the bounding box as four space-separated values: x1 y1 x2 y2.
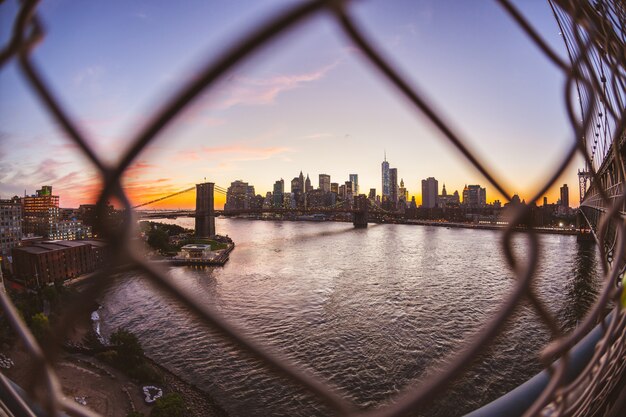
73 65 105 88
301 133 334 140
212 62 337 110
177 144 291 163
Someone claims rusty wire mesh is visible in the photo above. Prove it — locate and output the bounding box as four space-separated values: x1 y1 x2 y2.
0 0 625 416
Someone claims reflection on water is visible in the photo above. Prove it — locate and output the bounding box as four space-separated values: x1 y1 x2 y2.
99 219 601 417
558 240 601 331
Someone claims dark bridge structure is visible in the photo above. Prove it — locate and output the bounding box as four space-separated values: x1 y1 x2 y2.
136 186 378 232
1 1 626 417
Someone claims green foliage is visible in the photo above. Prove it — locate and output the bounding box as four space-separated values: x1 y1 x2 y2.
30 312 49 340
100 328 163 383
147 228 171 254
126 412 145 417
150 393 185 417
127 362 163 384
110 328 144 367
95 349 118 365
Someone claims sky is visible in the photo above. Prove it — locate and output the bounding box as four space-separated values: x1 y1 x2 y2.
0 0 584 209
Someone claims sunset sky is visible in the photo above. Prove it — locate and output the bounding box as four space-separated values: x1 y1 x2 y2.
1 0 583 209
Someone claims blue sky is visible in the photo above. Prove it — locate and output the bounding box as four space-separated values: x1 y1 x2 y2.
0 0 582 208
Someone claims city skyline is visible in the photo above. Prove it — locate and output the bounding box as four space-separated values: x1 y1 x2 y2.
1 1 583 209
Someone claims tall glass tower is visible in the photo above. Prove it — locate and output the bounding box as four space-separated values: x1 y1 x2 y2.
381 152 390 198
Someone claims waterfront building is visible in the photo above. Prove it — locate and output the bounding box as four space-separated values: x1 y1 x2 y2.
273 179 284 208
344 181 354 200
0 197 22 270
177 244 214 260
12 240 107 287
560 184 569 208
330 182 339 195
421 177 438 208
319 174 331 193
349 174 359 195
389 168 398 205
225 180 255 210
381 153 390 199
463 184 487 208
263 192 273 209
305 174 313 193
284 192 296 209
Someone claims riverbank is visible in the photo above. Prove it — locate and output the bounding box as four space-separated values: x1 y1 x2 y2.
218 215 579 235
0 277 229 417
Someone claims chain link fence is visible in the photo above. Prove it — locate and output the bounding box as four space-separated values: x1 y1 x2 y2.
0 0 625 416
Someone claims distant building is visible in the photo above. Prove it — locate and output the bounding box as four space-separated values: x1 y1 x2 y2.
273 179 284 208
0 197 22 270
12 240 108 287
21 186 91 240
368 188 376 199
291 177 302 194
330 182 339 195
338 184 346 200
421 177 438 208
319 174 331 193
344 181 354 200
305 174 313 193
389 168 398 204
381 153 390 199
349 174 359 195
560 184 569 208
398 179 408 206
225 180 255 210
437 184 460 207
78 203 114 237
462 184 486 208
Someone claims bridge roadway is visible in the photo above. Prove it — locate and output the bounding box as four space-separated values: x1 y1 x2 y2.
138 207 363 218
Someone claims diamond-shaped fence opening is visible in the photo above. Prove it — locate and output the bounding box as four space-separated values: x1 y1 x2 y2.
0 0 625 416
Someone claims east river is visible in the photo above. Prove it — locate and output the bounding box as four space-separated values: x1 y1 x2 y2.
97 218 601 416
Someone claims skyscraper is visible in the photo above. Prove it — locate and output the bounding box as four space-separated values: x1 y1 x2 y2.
273 179 284 208
305 174 313 193
319 174 331 193
389 168 398 204
560 184 569 208
462 184 486 208
381 152 390 199
421 177 439 208
399 179 408 204
349 174 359 195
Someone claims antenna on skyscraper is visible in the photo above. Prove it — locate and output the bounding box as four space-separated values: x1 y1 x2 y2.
384 150 386 161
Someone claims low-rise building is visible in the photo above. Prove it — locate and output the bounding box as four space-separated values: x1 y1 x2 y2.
11 240 108 287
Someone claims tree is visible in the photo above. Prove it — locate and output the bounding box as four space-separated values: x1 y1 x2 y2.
150 393 185 417
30 313 49 341
110 328 144 367
147 228 170 253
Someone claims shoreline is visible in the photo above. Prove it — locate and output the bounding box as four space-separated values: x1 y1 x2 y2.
211 215 580 235
59 278 231 416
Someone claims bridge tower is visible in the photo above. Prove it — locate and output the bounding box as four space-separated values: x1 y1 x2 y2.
353 194 368 228
195 182 215 238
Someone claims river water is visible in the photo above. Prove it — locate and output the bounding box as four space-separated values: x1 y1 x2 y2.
97 218 601 416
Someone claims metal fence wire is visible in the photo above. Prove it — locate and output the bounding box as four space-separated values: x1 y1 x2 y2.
1 0 625 416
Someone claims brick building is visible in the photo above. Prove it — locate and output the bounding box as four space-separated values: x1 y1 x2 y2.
11 240 107 287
